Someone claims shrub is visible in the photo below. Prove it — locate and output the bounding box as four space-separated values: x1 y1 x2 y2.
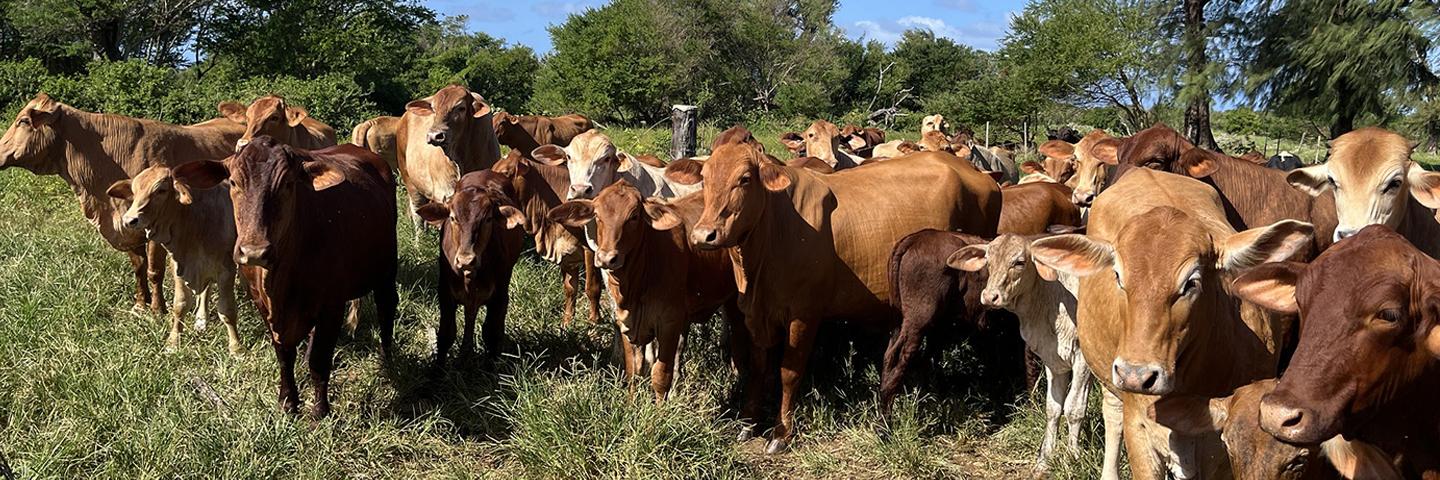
0 58 49 118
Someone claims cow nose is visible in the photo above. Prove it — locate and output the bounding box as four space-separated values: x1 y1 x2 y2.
427 131 448 146
981 290 1002 307
1334 228 1357 242
123 215 141 229
691 226 719 247
454 252 476 271
1073 192 1094 206
1111 360 1170 394
568 185 593 199
1259 399 1314 442
236 244 270 267
595 249 623 269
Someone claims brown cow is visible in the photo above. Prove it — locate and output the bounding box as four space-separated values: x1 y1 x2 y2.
919 130 954 153
396 85 502 224
1030 168 1313 480
415 170 525 370
683 142 1002 453
999 182 1082 235
351 115 401 172
0 93 243 313
839 125 885 158
171 137 397 418
785 156 836 174
1038 139 1077 183
1235 225 1440 477
218 96 336 152
107 165 243 355
549 184 740 400
1070 137 1121 208
492 111 594 157
779 120 864 170
1285 127 1440 256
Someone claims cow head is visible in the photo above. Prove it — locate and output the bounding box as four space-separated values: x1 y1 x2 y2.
1031 209 1312 395
1150 379 1330 480
170 136 346 268
921 114 951 138
220 96 309 151
416 171 524 275
1071 137 1120 207
404 85 492 147
531 130 628 200
919 130 954 154
1119 123 1195 170
687 142 790 249
107 165 190 234
1285 128 1438 241
839 125 884 155
947 234 1059 309
0 93 64 173
783 120 847 167
549 181 681 271
1232 225 1440 445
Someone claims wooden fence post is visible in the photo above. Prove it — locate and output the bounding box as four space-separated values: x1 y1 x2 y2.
984 121 990 147
671 105 698 160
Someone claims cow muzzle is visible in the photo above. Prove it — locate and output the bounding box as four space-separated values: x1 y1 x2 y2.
1072 191 1095 207
1111 359 1172 395
567 184 594 200
235 244 271 267
691 226 722 249
594 249 623 269
427 130 449 146
1258 395 1335 445
122 214 143 230
980 289 1003 308
454 251 477 274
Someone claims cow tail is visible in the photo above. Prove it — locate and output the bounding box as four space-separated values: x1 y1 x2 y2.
351 120 373 148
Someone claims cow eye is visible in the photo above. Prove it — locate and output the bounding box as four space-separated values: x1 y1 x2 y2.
1327 177 1338 190
1383 177 1402 193
1011 259 1025 268
1114 271 1124 290
738 173 751 186
1374 308 1403 324
18 118 30 126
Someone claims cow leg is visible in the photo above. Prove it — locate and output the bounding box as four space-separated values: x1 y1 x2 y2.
1036 364 1066 474
738 339 773 443
1063 355 1090 453
218 274 245 356
650 321 684 402
166 276 195 352
1122 396 1167 480
769 318 819 454
460 302 479 359
127 250 150 313
374 266 398 361
583 252 602 324
618 330 640 396
434 277 457 375
481 284 509 358
273 338 301 415
406 191 428 237
880 302 934 416
146 241 168 313
306 308 342 419
560 260 579 327
192 272 209 332
1100 388 1124 480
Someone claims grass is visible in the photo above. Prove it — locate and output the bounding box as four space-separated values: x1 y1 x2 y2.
0 122 1124 480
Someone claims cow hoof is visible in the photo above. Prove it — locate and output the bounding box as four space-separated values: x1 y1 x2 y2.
764 438 790 455
193 317 207 332
736 425 757 442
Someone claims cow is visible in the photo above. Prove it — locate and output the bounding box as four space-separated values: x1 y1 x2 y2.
415 170 525 371
1239 150 1268 165
948 233 1089 475
170 137 397 418
779 120 864 170
921 114 951 138
1121 124 1338 256
1235 225 1440 477
1285 127 1440 256
839 125 885 158
919 130 954 153
396 84 502 225
106 165 243 355
217 96 337 152
491 150 603 327
1038 139 1077 184
871 139 919 159
785 156 836 174
351 115 401 173
532 130 696 200
1029 168 1313 480
549 183 740 400
998 182 1082 235
0 93 243 313
681 140 1003 453
1069 137 1121 208
1048 126 1083 144
1267 151 1302 171
492 111 594 159
958 142 1019 185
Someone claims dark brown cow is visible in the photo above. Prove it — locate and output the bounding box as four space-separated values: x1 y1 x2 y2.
492 111 594 158
171 137 397 418
416 170 525 370
549 184 740 400
1234 225 1440 477
839 125 886 158
999 182 1083 235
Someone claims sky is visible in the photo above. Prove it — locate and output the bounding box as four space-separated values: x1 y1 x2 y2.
424 0 1021 54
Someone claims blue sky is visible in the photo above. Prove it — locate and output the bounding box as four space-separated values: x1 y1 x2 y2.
425 0 1021 54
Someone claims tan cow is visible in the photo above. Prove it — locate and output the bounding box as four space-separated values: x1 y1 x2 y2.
870 139 919 159
919 130 954 153
351 115 401 173
0 93 243 313
779 120 864 170
682 142 1002 453
1038 139 1077 184
921 114 951 138
1070 136 1121 208
218 96 336 152
533 130 693 200
107 166 243 355
491 111 594 157
1029 168 1312 480
396 85 503 224
1286 127 1440 255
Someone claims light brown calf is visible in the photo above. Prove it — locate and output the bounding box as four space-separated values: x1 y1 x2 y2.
351 115 401 172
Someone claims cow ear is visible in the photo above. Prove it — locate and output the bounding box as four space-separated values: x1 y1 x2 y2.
643 199 683 230
1046 224 1085 235
1406 163 1440 209
498 205 526 230
286 106 309 128
304 161 345 191
1221 219 1314 271
405 100 434 117
106 179 134 201
759 162 791 191
171 160 229 193
665 158 704 185
845 134 868 151
1034 262 1059 282
1325 439 1406 480
1028 234 1116 277
416 203 450 227
469 93 492 118
1093 138 1120 165
1149 394 1230 436
615 153 634 171
217 101 247 123
531 145 568 166
547 200 595 228
1231 261 1303 314
780 132 805 153
945 245 989 272
1287 165 1331 197
1177 149 1220 178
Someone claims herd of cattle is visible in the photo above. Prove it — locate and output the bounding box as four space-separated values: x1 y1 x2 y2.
1 83 1438 479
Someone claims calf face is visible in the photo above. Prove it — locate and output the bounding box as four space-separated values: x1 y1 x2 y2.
919 131 953 153
1285 127 1440 241
532 130 627 199
1030 209 1312 395
417 171 525 275
948 234 1057 309
690 143 790 248
1070 137 1120 206
1232 225 1440 445
1119 123 1194 170
219 96 310 151
0 93 62 173
405 85 492 147
791 120 847 165
1151 379 1330 480
170 136 346 267
107 166 189 231
921 114 950 137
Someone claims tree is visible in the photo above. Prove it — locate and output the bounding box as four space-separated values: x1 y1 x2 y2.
891 30 988 102
5 0 215 69
412 16 540 112
1241 0 1440 137
700 0 848 118
1178 0 1218 150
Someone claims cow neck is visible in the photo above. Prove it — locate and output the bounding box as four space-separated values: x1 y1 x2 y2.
608 225 678 311
1398 196 1440 257
153 188 234 265
55 107 151 195
1175 286 1279 396
515 163 569 238
733 167 823 289
1007 273 1079 352
259 188 323 303
446 117 501 173
501 130 541 159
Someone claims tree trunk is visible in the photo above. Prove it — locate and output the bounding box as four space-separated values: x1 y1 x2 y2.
1181 0 1219 151
670 105 698 160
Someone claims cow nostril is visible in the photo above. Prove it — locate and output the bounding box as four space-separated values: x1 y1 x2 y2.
1280 408 1305 428
1140 370 1158 390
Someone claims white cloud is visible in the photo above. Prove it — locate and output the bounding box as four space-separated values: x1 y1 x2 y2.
853 20 903 45
897 16 965 40
848 15 1002 50
531 1 602 17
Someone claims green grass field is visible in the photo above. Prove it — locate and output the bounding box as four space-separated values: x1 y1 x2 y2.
0 124 1119 479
